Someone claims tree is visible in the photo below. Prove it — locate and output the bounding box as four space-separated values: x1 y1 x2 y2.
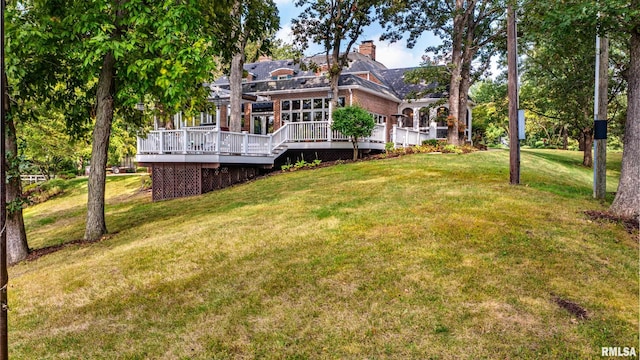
292 0 383 106
520 0 638 217
380 0 506 145
610 6 639 219
520 25 598 166
331 106 375 160
24 1 225 241
216 0 279 132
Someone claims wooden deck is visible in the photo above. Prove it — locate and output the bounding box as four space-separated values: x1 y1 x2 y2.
136 122 433 166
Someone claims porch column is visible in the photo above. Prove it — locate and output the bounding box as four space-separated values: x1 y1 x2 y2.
327 100 333 142
467 108 473 142
413 107 419 130
429 121 437 140
216 107 221 131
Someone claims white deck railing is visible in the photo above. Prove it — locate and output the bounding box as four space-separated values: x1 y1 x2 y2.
137 122 415 156
392 125 431 148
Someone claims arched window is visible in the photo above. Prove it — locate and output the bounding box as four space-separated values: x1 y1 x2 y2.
436 106 449 126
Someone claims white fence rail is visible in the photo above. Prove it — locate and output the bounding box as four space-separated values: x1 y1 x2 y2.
137 122 426 156
21 174 48 184
392 126 431 148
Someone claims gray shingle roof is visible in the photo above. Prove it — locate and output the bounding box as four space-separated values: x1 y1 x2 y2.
212 51 444 101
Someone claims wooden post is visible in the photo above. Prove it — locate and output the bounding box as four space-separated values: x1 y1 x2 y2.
594 36 608 199
507 4 520 185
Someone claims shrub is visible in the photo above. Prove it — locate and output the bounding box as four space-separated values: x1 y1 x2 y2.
140 175 152 190
421 139 439 147
331 106 375 160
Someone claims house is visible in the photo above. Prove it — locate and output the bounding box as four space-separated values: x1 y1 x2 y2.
137 41 473 200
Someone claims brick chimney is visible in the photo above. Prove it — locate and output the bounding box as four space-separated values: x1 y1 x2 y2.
359 40 376 61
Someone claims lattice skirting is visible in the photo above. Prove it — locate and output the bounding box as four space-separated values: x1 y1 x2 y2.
151 163 258 201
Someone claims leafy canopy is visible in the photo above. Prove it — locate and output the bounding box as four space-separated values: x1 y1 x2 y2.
331 106 375 140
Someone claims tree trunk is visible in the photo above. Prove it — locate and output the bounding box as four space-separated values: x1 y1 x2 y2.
329 44 341 108
5 118 28 264
610 25 640 219
458 2 477 145
84 51 116 241
447 0 464 146
561 125 568 150
352 138 359 160
229 52 244 132
2 71 28 264
458 66 471 144
582 127 593 167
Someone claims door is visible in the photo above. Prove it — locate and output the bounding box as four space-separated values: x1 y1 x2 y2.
251 114 275 135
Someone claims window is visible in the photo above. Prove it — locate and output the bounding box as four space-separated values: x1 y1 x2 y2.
281 96 332 123
370 113 387 124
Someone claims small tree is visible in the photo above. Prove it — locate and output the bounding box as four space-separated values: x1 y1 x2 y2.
331 106 375 160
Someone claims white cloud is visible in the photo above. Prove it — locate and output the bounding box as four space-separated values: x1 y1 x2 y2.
276 23 294 44
374 37 424 69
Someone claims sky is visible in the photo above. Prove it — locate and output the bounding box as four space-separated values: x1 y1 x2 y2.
273 1 443 69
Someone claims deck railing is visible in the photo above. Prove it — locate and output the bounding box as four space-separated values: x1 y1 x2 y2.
137 122 413 156
392 126 431 148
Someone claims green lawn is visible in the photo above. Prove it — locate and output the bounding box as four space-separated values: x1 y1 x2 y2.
10 149 638 359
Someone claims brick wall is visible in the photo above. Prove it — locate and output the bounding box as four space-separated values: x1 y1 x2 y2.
351 89 398 142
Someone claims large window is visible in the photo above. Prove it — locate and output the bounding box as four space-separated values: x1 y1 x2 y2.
281 97 345 123
371 113 386 124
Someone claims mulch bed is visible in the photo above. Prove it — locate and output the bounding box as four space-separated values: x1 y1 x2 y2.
552 293 589 320
584 210 639 234
25 234 115 262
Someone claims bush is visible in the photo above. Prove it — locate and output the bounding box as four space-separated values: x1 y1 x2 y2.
58 170 77 180
331 106 375 160
140 175 152 190
23 178 71 205
421 139 439 147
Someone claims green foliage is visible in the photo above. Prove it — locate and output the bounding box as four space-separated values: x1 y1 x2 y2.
385 142 395 152
331 106 376 141
484 123 506 145
292 0 383 100
23 178 73 205
140 175 152 191
421 139 439 147
332 106 375 160
281 158 322 172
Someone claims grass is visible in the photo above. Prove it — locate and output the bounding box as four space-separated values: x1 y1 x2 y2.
10 149 638 359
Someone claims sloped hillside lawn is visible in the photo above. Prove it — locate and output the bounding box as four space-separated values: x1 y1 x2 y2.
10 149 638 359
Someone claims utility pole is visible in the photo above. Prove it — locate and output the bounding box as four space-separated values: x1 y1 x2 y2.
0 0 7 358
593 34 608 200
507 3 520 184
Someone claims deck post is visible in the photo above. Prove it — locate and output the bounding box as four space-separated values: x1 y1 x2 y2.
242 132 249 155
392 124 397 148
158 132 164 154
216 130 221 153
182 129 188 154
268 134 273 155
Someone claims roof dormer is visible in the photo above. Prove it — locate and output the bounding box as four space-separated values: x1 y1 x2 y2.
269 68 295 80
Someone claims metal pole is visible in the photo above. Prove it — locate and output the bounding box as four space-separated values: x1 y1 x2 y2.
0 0 8 357
507 3 520 185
